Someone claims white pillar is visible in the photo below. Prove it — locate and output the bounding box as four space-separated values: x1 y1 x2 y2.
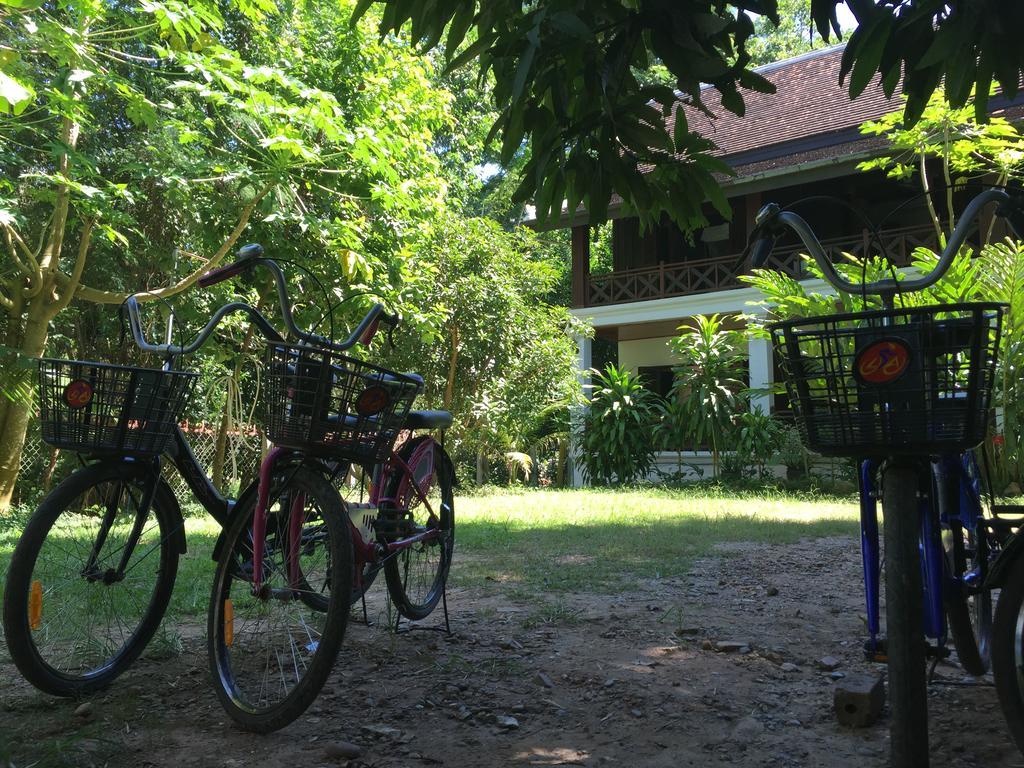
570 333 593 487
747 333 773 415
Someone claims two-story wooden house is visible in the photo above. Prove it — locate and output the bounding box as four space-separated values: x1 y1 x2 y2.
560 44 1021 482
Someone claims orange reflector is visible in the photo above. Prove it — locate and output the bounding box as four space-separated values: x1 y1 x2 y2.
224 599 234 647
29 580 42 630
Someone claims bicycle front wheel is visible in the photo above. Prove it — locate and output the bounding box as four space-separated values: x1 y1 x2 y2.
207 466 351 732
3 460 180 696
882 462 930 768
382 438 454 621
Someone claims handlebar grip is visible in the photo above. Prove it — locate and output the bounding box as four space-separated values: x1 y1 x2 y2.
198 244 264 288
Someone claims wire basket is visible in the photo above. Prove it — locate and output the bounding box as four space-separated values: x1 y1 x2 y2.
263 343 422 462
38 359 197 456
769 303 1004 457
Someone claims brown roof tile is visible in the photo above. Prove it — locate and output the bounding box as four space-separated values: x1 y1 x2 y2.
679 45 897 164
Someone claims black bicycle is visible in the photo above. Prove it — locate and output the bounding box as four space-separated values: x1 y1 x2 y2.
2 246 391 700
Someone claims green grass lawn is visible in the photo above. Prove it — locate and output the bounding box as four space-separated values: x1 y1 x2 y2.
0 486 860 628
452 486 859 593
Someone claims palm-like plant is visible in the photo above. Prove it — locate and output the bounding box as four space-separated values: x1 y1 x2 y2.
664 314 746 478
578 364 660 485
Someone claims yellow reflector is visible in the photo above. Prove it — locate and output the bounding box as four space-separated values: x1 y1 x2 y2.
224 599 234 647
29 580 42 630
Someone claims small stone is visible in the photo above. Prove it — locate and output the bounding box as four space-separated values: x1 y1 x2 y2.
715 640 751 654
834 674 884 728
829 671 847 680
675 627 701 637
534 671 554 689
324 742 362 760
73 702 94 719
766 586 779 597
630 708 643 718
780 663 800 673
786 720 802 727
495 715 519 730
361 724 402 739
603 678 617 688
701 639 714 651
817 656 842 671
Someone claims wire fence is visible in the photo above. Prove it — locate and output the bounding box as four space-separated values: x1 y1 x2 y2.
16 419 262 507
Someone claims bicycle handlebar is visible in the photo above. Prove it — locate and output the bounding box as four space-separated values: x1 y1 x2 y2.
749 188 1024 297
125 245 399 357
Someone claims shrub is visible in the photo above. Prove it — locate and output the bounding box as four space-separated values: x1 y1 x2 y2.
578 365 660 485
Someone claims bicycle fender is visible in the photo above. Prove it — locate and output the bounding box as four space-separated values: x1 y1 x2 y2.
398 435 458 489
986 532 1024 589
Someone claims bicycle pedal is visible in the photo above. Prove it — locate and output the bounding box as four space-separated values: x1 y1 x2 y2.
863 637 887 663
925 643 951 660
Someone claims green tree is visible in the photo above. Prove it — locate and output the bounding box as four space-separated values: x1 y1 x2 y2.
748 0 828 66
0 0 455 511
353 1 1024 229
384 214 582 484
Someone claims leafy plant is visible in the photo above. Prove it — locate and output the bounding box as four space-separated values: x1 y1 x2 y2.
662 314 746 478
723 409 785 480
578 365 660 486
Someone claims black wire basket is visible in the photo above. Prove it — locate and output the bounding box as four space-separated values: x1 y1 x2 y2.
263 343 422 462
769 302 1004 457
38 359 197 456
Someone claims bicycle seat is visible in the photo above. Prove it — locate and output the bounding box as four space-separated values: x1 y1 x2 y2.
405 410 453 430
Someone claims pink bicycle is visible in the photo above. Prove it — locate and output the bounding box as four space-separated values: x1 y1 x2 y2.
186 248 454 731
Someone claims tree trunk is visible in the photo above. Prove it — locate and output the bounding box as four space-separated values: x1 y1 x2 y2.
556 438 567 487
212 403 230 491
476 449 487 486
0 307 51 512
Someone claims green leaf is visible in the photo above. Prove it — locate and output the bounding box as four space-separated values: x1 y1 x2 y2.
0 71 34 115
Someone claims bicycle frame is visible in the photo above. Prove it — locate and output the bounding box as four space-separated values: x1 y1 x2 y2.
248 438 443 594
860 454 988 653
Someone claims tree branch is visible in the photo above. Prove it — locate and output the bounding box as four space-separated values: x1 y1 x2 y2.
50 218 94 315
58 182 276 305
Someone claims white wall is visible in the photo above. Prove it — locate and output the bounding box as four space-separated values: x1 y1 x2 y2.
617 336 680 374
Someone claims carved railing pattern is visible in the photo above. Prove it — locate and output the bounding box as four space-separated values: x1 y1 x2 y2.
586 223 942 307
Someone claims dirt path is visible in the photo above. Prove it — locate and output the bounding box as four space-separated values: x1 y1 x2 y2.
3 536 1022 768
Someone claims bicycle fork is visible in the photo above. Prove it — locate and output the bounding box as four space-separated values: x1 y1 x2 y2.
860 459 947 658
251 447 305 596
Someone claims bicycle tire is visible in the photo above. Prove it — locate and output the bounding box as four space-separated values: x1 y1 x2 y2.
3 460 180 696
382 438 454 621
207 465 351 732
992 553 1024 755
882 462 930 768
943 518 992 675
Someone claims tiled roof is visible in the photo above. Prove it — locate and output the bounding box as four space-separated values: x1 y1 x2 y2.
681 44 898 166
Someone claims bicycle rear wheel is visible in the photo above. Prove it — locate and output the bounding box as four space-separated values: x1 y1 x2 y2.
207 466 351 732
882 461 930 768
3 460 179 696
943 518 992 675
382 438 454 620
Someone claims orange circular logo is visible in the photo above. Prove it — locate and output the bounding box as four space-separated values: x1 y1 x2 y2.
355 386 389 416
854 339 911 385
63 379 94 409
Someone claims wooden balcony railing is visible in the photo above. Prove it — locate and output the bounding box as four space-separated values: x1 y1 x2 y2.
585 223 942 307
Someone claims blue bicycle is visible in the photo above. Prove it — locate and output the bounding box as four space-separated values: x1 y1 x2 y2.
750 187 1024 767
